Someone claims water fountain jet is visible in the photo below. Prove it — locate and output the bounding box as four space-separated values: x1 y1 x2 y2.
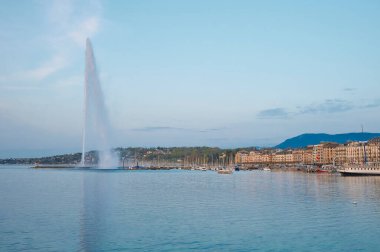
80 38 117 168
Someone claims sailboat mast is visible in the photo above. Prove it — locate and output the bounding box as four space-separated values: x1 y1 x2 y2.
362 125 367 164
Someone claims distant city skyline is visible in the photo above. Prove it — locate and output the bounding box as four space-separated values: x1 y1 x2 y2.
1 0 380 157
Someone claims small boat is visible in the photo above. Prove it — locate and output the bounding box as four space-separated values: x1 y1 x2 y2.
199 166 207 171
263 167 271 171
218 169 233 174
316 169 329 173
218 170 232 174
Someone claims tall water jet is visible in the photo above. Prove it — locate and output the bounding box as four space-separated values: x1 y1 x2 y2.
80 38 117 168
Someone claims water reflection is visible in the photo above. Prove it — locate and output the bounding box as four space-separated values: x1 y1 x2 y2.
79 171 117 251
73 170 380 251
338 176 380 201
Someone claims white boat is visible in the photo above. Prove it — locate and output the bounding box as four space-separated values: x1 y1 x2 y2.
263 167 271 171
338 163 380 176
217 169 233 174
217 166 233 174
338 138 380 176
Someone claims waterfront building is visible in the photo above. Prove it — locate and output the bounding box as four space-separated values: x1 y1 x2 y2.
303 146 313 164
236 138 380 166
249 151 262 163
272 151 285 163
321 142 339 164
367 138 380 163
261 151 272 163
346 142 366 164
292 149 304 163
235 151 248 163
312 144 324 164
285 151 293 163
334 144 347 165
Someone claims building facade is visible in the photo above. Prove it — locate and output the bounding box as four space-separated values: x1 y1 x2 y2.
236 138 380 165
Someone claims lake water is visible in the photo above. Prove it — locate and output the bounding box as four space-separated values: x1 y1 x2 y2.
1 166 380 251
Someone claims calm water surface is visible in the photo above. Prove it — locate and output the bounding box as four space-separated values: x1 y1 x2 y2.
1 165 380 251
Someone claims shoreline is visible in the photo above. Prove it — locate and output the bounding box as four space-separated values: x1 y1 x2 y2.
30 164 340 174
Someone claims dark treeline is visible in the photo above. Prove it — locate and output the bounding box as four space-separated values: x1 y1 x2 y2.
0 152 83 165
0 147 258 165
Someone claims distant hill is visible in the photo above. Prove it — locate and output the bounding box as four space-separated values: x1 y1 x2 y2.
275 133 380 149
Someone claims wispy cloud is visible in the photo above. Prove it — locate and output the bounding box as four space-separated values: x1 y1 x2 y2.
0 54 67 83
25 54 68 81
343 88 356 92
199 128 226 133
298 99 353 114
0 0 102 86
257 108 289 119
361 99 380 109
69 17 100 47
48 0 102 47
131 126 186 132
258 98 379 120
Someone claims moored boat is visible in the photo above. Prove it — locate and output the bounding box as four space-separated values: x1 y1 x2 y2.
217 168 233 174
218 170 232 174
338 163 380 176
338 138 380 176
199 166 207 171
316 169 329 173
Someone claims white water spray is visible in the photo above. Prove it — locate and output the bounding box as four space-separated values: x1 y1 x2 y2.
80 38 117 168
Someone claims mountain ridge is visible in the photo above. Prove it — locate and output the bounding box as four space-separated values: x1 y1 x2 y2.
275 132 380 149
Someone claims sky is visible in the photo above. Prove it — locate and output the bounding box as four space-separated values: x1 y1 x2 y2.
1 0 380 157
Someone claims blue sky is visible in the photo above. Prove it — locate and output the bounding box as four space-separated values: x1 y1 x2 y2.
1 0 380 157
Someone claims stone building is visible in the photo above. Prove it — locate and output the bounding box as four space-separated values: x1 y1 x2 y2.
235 138 380 165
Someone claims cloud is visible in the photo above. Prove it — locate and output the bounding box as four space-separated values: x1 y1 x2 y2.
0 0 102 86
47 0 102 47
199 128 226 133
131 126 186 132
25 54 68 81
361 99 380 109
69 17 100 47
298 99 353 114
343 88 356 92
0 54 67 83
257 98 379 121
257 108 289 119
